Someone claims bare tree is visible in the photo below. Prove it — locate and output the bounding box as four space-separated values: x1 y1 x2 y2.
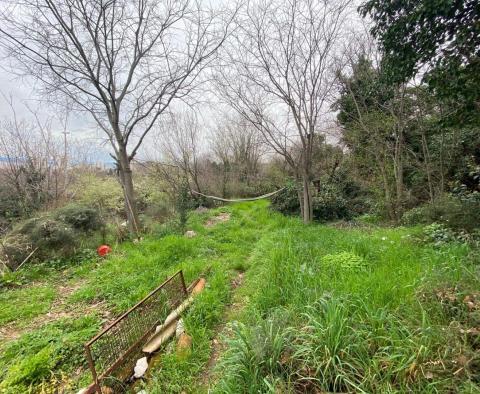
0 0 233 232
0 99 70 216
211 114 265 196
215 0 351 222
157 110 204 194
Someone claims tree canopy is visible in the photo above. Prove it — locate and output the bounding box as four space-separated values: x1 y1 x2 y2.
360 0 480 124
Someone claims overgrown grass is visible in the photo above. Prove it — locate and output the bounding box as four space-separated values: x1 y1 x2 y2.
0 201 478 393
213 213 480 393
0 201 282 393
0 285 56 326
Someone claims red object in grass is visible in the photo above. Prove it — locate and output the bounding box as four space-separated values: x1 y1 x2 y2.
97 245 112 257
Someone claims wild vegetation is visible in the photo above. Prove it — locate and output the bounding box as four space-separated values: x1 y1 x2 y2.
0 202 479 393
0 0 478 393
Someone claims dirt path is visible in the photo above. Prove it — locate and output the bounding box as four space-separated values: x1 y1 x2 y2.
0 279 110 342
199 271 246 389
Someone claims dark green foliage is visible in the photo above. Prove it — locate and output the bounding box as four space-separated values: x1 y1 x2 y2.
29 219 75 249
402 195 480 232
335 55 393 128
360 0 480 124
175 182 195 230
0 189 24 230
54 204 102 232
422 223 457 246
312 183 351 222
271 178 360 222
270 182 300 216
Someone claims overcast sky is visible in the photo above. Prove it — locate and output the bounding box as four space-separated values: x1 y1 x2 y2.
0 59 117 163
0 1 365 163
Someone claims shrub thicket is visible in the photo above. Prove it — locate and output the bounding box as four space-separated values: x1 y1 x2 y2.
270 180 355 222
402 194 480 232
54 204 101 232
1 205 103 270
175 182 196 231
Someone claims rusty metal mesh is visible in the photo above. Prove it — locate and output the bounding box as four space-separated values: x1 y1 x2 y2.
85 271 188 389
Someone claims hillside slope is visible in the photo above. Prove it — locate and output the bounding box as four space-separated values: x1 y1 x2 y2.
0 201 478 393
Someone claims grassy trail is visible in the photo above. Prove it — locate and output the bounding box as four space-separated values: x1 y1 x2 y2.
0 201 479 393
0 201 280 393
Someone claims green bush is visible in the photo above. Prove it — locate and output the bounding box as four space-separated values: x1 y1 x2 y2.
1 204 103 269
72 172 124 216
356 213 382 224
422 223 458 246
28 218 76 250
270 182 300 216
1 234 33 270
270 181 352 221
175 182 196 230
402 195 480 232
312 184 351 222
54 204 102 232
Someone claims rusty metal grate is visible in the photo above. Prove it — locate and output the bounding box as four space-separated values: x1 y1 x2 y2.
84 270 188 393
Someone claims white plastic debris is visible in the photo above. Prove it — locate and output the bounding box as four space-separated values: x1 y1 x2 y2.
184 230 197 238
176 318 185 338
133 356 149 378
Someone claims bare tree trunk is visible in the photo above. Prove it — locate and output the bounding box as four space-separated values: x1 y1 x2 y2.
297 186 305 219
439 126 446 195
394 135 404 220
421 132 435 202
302 174 313 223
117 147 139 234
377 155 395 221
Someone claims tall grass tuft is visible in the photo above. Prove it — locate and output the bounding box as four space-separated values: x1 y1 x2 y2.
216 310 293 393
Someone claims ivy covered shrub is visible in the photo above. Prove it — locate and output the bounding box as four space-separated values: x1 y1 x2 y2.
422 223 457 246
270 181 353 222
402 194 480 232
270 182 300 216
28 219 76 250
1 234 33 270
312 184 351 222
1 204 104 270
54 204 102 232
175 182 197 231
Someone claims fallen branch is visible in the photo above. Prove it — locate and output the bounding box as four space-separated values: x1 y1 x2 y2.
15 247 39 271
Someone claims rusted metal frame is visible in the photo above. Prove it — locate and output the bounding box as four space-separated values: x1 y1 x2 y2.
95 318 162 381
85 271 185 347
84 270 188 392
186 278 200 292
85 344 102 393
180 270 188 296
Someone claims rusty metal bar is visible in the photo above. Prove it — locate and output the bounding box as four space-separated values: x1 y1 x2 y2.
180 270 188 296
85 271 185 346
84 270 188 392
85 344 102 394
